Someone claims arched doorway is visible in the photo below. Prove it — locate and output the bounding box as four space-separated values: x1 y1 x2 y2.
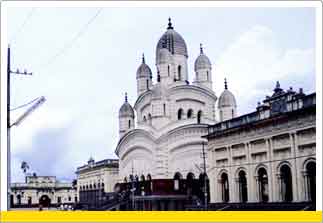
238 170 248 203
220 172 229 202
305 162 316 202
257 168 268 202
280 165 293 202
39 195 51 207
186 172 195 196
174 172 182 191
17 194 22 205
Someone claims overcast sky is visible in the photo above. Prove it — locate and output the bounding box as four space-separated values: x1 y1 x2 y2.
6 6 315 182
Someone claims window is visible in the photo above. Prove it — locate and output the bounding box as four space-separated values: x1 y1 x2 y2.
177 109 183 120
168 65 170 76
178 65 182 80
146 79 149 89
163 104 166 116
187 109 193 119
143 116 147 122
57 197 61 203
206 71 209 81
197 110 202 123
232 109 234 118
128 120 131 128
68 196 71 201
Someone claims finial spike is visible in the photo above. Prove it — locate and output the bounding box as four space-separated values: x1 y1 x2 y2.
125 92 128 102
224 78 228 90
200 43 203 54
142 53 145 63
167 17 173 29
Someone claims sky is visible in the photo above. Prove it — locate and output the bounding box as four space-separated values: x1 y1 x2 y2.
5 6 316 182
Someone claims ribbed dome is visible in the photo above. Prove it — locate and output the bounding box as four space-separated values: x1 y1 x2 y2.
156 48 172 64
136 54 152 79
218 79 236 108
156 18 188 64
119 94 135 118
218 90 237 108
194 45 211 71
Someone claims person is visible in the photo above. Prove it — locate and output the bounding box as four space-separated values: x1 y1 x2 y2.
39 204 43 211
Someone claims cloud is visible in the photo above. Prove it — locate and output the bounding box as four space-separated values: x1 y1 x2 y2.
214 25 315 114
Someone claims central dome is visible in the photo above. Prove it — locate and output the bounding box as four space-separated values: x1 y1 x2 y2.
156 18 188 64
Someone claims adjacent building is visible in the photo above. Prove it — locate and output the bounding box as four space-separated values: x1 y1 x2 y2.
205 83 316 205
10 175 77 208
76 158 119 207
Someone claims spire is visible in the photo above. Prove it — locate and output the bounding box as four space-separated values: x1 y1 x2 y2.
200 43 204 54
276 81 280 89
142 53 145 64
125 92 128 102
167 17 173 30
224 78 228 90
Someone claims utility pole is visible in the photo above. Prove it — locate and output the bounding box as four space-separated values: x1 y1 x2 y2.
7 45 32 209
202 142 208 211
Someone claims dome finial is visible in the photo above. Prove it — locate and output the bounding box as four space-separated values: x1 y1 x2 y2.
224 78 228 90
142 53 145 64
167 17 173 30
125 92 128 102
200 43 203 54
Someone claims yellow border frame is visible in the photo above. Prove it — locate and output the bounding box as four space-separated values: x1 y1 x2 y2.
0 211 322 222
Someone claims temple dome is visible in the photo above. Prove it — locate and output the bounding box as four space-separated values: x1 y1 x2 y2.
119 94 135 118
194 45 211 71
156 18 188 64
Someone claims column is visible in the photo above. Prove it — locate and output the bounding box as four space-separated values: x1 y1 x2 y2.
217 179 222 202
302 171 309 201
290 132 299 201
276 173 282 202
255 176 259 202
246 142 254 202
266 137 274 202
235 178 241 202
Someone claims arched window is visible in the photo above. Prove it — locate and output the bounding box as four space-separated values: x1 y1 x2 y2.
197 110 202 123
280 165 293 202
168 65 170 76
163 104 166 116
128 120 131 128
305 162 316 202
178 65 182 80
238 170 248 203
148 113 152 125
146 79 149 89
206 71 209 81
232 109 234 118
143 116 147 122
187 109 193 119
178 109 183 120
220 172 229 202
257 168 269 202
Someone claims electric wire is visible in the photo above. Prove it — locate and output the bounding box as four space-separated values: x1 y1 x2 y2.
10 97 41 111
10 8 36 45
39 8 103 70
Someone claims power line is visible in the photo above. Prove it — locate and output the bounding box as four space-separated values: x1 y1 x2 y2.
10 8 36 45
10 96 41 111
39 8 103 70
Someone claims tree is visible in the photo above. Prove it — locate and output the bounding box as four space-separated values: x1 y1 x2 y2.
21 161 29 174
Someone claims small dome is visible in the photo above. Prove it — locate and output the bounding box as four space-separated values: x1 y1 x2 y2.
156 18 188 64
218 79 237 108
136 54 152 79
194 44 211 71
119 93 135 118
